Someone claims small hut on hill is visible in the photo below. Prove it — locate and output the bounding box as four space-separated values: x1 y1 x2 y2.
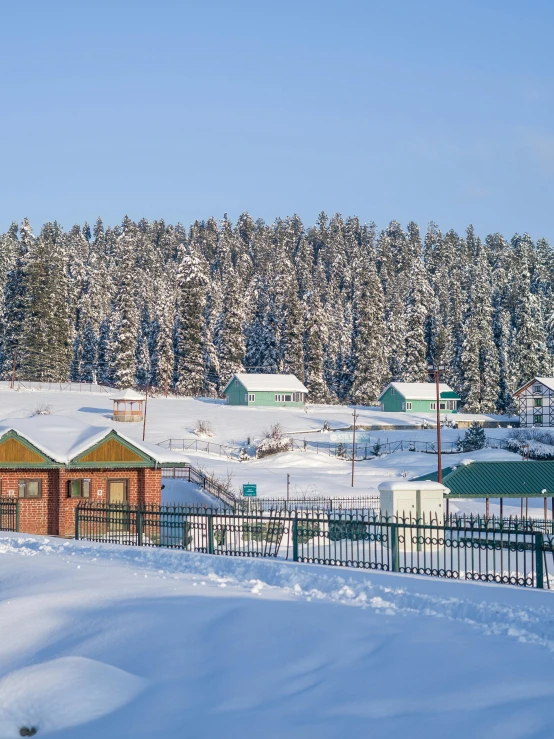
112 389 145 422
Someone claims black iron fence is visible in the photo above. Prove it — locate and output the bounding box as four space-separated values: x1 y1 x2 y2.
0 500 18 531
75 504 554 590
235 496 381 513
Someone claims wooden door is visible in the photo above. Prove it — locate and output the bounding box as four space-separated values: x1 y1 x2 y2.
108 480 128 504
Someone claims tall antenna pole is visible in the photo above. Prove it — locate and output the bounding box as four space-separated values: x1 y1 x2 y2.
142 385 149 441
351 408 358 487
10 351 17 390
435 368 442 484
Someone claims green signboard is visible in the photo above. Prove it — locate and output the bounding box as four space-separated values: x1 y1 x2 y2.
242 483 257 497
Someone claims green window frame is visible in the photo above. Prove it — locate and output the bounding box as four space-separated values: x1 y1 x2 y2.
18 479 42 499
534 415 543 425
68 479 91 499
534 398 543 407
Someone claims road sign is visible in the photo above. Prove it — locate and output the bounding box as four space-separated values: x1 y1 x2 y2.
330 432 371 443
242 483 257 497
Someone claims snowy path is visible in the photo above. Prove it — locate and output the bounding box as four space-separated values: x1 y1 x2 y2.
1 534 554 737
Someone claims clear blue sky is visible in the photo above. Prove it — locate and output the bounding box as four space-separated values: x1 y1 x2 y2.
1 0 553 239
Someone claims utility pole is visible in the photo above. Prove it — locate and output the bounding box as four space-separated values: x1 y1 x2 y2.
351 408 358 487
427 363 446 485
142 385 149 441
10 351 17 390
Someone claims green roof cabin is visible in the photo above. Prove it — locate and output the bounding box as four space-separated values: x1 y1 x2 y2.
224 373 308 407
379 382 460 413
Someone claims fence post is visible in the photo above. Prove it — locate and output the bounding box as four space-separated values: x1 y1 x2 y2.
535 533 544 589
390 523 399 572
15 501 19 532
137 509 143 546
207 514 214 554
75 506 79 541
292 517 299 562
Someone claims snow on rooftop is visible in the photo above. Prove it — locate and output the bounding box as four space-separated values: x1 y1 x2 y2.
379 382 457 401
514 377 554 395
225 373 308 393
111 389 145 401
0 416 188 465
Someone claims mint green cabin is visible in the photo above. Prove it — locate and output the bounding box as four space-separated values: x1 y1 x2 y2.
223 373 308 407
378 382 460 413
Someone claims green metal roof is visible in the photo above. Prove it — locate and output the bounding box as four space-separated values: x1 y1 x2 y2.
439 391 460 399
413 461 554 497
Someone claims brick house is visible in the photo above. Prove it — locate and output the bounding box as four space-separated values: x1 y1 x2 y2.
0 417 183 537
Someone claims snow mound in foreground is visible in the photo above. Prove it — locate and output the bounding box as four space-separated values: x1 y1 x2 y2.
0 656 145 738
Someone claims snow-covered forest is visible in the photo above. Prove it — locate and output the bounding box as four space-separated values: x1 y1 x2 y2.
0 213 550 413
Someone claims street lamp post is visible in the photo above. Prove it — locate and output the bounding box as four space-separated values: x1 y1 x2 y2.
427 363 446 486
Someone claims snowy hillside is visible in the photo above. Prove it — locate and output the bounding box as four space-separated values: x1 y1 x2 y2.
0 533 553 739
0 386 525 509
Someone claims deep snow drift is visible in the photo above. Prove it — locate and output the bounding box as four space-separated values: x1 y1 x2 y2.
1 534 554 738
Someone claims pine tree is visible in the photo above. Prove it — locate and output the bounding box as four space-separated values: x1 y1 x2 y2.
351 258 388 404
305 292 328 403
174 249 208 395
216 266 246 385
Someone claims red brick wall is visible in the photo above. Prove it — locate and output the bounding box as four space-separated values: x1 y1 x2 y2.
0 470 58 536
0 467 163 537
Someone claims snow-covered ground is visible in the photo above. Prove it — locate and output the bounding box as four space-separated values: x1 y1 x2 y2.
0 533 554 738
0 385 529 512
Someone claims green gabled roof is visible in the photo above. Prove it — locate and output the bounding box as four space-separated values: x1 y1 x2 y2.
413 461 554 497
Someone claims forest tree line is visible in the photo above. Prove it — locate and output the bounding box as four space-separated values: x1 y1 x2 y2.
0 213 550 413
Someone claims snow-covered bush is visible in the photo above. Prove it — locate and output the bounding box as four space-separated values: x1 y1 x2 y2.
505 429 554 460
239 447 250 462
457 422 486 452
256 424 292 458
194 419 214 437
372 439 382 456
336 442 347 458
31 403 52 416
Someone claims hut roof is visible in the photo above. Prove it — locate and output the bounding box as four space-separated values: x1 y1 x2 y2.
111 389 145 401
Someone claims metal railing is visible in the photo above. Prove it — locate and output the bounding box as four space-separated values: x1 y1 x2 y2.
75 504 554 589
162 465 237 509
2 380 114 394
291 437 510 459
158 439 242 459
0 500 18 531
234 496 380 513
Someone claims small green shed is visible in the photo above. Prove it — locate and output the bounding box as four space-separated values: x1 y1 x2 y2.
379 382 460 414
223 373 308 407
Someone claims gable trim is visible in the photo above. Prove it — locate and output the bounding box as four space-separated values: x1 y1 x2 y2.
69 431 156 468
0 430 61 467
